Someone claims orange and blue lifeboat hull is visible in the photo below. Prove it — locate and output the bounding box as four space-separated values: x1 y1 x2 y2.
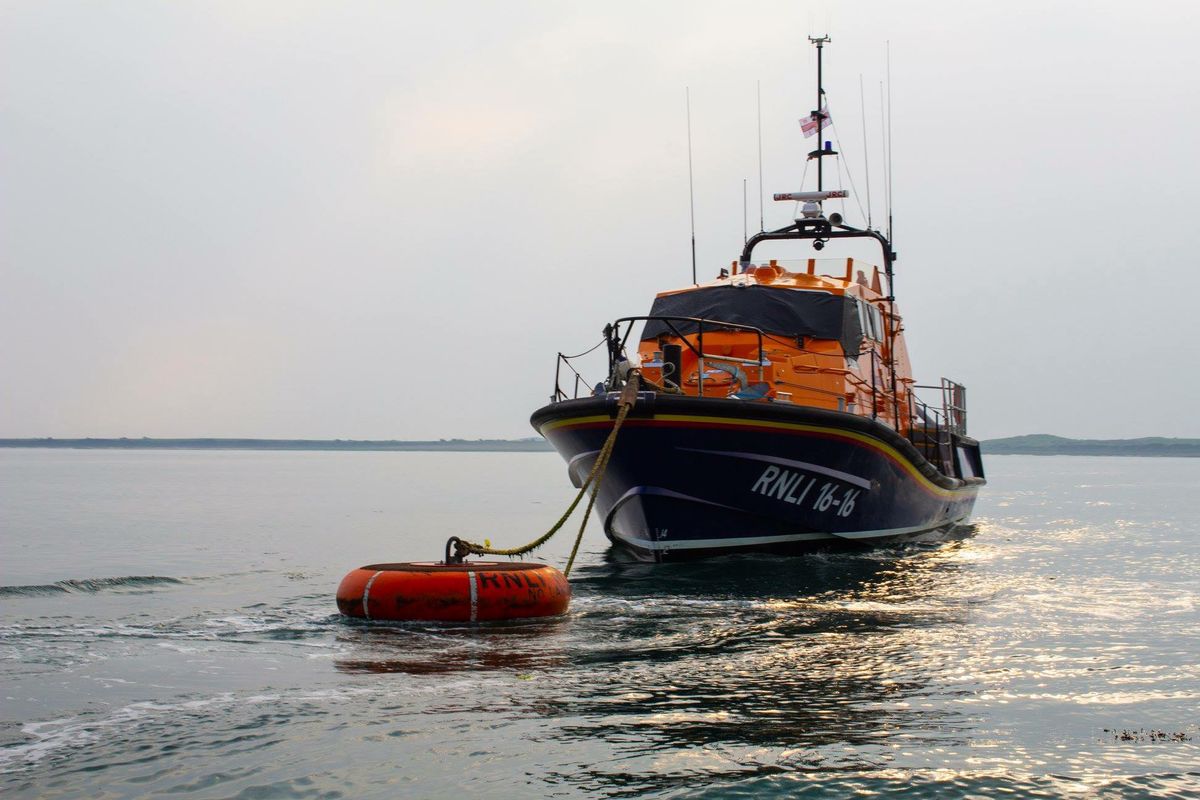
530 393 984 561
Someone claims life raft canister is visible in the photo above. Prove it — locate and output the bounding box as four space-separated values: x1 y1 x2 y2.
336 562 570 622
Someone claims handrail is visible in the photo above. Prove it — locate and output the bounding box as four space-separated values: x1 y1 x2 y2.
702 353 770 367
903 377 970 473
771 380 848 400
608 315 767 398
552 351 597 402
551 317 971 462
870 348 877 420
551 337 611 402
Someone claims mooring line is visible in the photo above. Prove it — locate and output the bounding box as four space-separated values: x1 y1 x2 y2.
449 374 640 576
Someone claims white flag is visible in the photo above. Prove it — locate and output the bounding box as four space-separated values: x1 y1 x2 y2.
800 104 831 138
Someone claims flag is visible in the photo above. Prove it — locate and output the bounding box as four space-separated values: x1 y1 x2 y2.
800 103 831 138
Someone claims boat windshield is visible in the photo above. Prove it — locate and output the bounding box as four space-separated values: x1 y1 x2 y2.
641 285 863 354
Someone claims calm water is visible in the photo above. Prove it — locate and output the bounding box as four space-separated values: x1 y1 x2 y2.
1 450 1197 798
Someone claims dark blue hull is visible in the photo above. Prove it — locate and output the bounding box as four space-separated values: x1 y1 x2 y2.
530 394 984 562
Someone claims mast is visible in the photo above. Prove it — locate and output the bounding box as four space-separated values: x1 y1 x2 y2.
808 36 833 193
802 35 900 429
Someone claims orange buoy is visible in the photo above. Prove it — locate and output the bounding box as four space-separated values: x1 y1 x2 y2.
336 562 570 622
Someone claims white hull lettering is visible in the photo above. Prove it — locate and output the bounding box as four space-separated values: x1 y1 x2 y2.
751 466 861 517
786 476 814 505
770 470 803 500
751 465 780 494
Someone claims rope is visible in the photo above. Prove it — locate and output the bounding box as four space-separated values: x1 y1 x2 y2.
791 158 812 221
560 338 607 360
555 337 608 400
451 374 640 576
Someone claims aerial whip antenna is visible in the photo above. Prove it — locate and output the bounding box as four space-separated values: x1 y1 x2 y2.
686 87 697 285
878 81 894 295
886 40 894 246
860 73 873 230
743 178 748 244
757 80 764 232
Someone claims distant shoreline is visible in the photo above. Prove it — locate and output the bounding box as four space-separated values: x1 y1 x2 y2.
2 434 1197 457
0 438 554 452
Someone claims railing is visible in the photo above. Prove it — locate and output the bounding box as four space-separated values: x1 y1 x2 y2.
550 316 770 401
551 338 608 402
737 257 883 286
942 378 968 435
607 316 767 398
907 379 968 472
550 320 972 469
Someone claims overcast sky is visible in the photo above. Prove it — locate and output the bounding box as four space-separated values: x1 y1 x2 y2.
2 0 1198 440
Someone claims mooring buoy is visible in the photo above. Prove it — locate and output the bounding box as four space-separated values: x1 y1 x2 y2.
336 561 570 622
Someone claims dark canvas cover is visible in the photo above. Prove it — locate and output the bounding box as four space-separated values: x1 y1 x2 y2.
640 285 864 355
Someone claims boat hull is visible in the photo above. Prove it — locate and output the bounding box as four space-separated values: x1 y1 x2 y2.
530 394 984 561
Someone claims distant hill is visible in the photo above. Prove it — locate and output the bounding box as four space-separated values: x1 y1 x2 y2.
0 438 554 452
982 434 1200 457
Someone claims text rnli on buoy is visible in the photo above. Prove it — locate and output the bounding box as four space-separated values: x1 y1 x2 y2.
336 562 570 622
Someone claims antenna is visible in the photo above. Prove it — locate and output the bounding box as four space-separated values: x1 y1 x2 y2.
860 74 873 230
756 80 764 233
879 82 888 238
686 87 697 286
886 40 894 246
743 178 748 244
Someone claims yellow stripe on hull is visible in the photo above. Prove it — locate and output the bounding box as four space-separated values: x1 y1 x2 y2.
539 413 973 499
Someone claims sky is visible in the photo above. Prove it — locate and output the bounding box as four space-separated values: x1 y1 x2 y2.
2 0 1198 441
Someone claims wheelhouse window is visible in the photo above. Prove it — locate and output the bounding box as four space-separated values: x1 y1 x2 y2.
858 300 884 342
641 285 865 358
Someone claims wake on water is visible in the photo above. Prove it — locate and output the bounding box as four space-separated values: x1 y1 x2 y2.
0 576 187 597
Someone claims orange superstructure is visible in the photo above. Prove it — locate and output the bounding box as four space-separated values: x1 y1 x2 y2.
634 257 917 435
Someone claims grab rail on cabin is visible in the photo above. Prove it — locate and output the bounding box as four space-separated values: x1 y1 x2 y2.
606 316 768 398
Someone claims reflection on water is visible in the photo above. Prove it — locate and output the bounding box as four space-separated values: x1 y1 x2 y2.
334 618 572 675
3 453 1199 798
320 511 1199 797
334 530 985 779
557 538 979 760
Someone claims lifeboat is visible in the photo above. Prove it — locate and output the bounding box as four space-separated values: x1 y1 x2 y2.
337 562 570 622
529 37 986 561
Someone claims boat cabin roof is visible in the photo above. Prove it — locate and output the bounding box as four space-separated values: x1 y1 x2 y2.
641 258 888 352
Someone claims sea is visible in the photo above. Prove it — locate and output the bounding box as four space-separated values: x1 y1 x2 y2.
1 449 1197 798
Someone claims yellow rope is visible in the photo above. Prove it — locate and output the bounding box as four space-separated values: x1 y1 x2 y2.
453 374 639 575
